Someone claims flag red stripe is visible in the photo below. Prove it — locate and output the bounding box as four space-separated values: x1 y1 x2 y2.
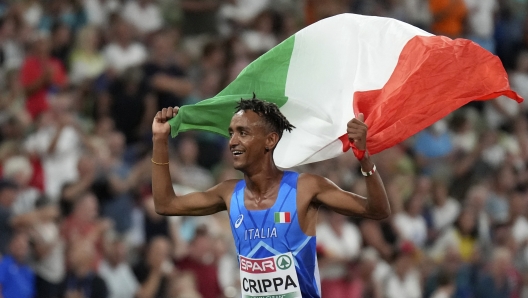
285 212 291 223
344 35 523 155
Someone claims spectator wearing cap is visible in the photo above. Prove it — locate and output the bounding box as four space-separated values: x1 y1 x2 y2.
0 232 35 298
19 31 68 119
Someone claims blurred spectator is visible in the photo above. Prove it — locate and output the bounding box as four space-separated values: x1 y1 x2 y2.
60 154 97 217
317 210 362 296
174 137 214 191
394 195 428 248
122 0 163 36
176 227 222 298
429 0 467 37
50 23 73 69
142 29 192 112
429 208 480 262
0 232 35 298
242 10 278 55
428 179 461 234
24 93 83 201
167 271 203 298
83 0 121 27
414 119 454 177
98 236 139 298
424 248 476 298
384 242 422 298
0 15 24 83
61 192 112 266
19 31 68 119
511 51 528 104
102 19 147 75
59 240 109 298
474 247 518 298
486 165 516 223
30 198 66 298
21 0 43 29
133 236 173 298
69 25 106 86
38 0 86 33
429 269 456 298
0 179 58 255
2 155 40 215
463 0 498 53
96 131 145 233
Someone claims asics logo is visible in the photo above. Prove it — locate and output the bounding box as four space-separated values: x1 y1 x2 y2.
235 214 244 228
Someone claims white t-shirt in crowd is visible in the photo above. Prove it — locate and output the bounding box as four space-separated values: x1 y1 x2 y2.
316 220 362 279
31 222 66 283
432 198 461 232
24 126 82 201
103 42 147 74
384 269 422 298
121 1 163 34
394 212 427 248
99 260 140 298
464 0 498 38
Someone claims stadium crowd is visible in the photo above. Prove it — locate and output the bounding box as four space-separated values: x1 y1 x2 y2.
0 0 528 297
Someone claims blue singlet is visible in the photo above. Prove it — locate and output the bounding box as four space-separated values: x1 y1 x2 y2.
229 171 321 298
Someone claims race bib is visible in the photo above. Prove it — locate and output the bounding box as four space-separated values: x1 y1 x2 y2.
239 252 302 298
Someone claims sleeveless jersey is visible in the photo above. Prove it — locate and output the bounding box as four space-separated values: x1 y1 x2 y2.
229 171 321 298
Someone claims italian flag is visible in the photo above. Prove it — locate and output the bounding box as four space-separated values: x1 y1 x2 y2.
169 14 523 169
274 212 291 224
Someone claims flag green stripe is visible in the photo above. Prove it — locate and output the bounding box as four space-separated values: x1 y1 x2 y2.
170 36 295 138
274 212 280 223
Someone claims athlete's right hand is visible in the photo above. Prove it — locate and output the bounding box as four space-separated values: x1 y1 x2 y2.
152 106 179 139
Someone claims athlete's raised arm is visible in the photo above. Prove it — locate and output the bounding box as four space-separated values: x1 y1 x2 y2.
304 113 390 219
151 107 229 216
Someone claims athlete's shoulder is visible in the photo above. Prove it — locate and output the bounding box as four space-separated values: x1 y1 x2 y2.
297 172 331 193
215 179 243 194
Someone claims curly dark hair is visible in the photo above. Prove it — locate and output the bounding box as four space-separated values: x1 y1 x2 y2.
235 94 295 138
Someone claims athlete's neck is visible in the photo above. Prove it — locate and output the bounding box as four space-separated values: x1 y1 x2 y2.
243 163 283 196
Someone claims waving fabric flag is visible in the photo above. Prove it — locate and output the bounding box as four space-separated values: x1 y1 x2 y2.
169 13 523 169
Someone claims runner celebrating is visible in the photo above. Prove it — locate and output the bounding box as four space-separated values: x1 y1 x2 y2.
151 97 390 298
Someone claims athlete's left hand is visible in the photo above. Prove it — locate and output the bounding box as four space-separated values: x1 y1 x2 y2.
347 113 367 150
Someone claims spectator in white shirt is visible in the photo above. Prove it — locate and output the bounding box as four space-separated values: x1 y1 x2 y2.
463 0 498 53
394 195 428 248
430 180 461 233
24 93 83 202
102 19 147 75
384 241 422 298
121 0 163 35
317 210 362 283
99 236 139 298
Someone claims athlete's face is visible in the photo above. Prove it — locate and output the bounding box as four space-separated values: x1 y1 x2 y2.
228 110 277 171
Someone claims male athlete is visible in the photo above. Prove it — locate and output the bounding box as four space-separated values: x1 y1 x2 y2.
151 98 390 298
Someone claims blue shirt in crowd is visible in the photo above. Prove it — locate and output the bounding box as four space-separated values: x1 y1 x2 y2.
0 255 35 298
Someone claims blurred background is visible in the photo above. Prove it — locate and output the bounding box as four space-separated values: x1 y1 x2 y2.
0 0 527 297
